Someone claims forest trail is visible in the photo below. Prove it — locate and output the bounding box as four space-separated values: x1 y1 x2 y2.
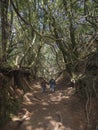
2 80 87 130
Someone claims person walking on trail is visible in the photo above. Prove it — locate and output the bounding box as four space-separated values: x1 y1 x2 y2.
41 79 46 93
49 78 56 92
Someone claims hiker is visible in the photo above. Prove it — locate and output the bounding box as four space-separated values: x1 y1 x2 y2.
49 78 56 92
41 79 46 93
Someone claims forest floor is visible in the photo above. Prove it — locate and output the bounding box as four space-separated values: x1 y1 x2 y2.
2 79 87 130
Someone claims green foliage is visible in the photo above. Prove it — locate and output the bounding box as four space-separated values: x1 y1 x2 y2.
0 0 98 128
0 0 97 78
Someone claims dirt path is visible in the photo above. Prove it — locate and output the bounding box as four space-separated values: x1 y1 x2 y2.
2 82 87 130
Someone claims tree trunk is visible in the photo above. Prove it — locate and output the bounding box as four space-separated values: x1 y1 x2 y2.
1 0 9 62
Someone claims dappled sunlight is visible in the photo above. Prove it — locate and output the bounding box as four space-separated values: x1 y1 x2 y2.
47 88 72 102
49 120 57 127
23 101 33 105
49 94 62 102
66 87 75 95
45 116 52 120
12 115 21 122
42 107 47 110
25 125 32 130
23 93 33 104
12 108 32 122
65 95 70 99
42 102 49 106
3 80 86 130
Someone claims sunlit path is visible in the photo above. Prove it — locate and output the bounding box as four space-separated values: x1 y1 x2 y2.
3 81 86 130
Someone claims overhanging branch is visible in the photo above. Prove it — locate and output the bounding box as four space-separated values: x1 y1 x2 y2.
10 0 64 41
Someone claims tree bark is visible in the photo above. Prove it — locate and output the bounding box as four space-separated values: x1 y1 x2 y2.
1 0 9 62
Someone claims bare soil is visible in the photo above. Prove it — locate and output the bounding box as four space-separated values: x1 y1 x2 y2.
2 81 87 130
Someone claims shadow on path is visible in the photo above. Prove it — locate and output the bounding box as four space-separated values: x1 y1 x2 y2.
2 81 87 130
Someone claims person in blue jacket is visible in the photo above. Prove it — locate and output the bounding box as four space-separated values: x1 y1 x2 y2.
49 78 56 92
